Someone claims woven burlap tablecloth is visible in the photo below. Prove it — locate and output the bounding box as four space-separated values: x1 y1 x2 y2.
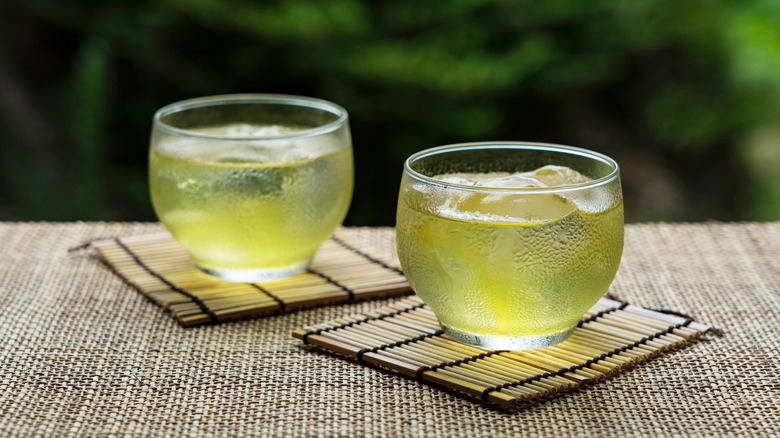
0 222 777 437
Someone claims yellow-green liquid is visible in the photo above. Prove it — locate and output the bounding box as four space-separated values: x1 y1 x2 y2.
150 146 353 275
397 192 623 343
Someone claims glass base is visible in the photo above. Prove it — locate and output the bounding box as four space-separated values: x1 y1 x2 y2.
441 323 577 351
196 259 311 283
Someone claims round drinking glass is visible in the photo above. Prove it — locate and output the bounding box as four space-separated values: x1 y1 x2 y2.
149 94 353 282
396 142 623 350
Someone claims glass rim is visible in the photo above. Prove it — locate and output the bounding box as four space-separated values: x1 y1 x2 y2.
153 93 349 141
403 141 621 194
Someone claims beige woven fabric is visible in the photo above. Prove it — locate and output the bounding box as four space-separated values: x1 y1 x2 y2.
0 222 777 437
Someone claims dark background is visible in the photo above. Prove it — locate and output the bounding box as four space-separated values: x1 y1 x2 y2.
1 0 779 225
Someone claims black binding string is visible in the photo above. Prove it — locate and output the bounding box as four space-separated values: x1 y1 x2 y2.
474 317 694 401
357 332 443 360
113 238 219 324
329 235 404 275
644 308 693 319
577 300 629 327
67 241 93 252
301 301 428 344
415 351 498 382
68 237 120 252
307 268 356 302
249 284 286 312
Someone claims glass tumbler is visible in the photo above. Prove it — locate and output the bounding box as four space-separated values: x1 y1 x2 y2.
396 142 623 350
150 94 353 282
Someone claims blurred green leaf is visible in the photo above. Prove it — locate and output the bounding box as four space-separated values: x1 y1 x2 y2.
68 36 111 219
1 0 779 222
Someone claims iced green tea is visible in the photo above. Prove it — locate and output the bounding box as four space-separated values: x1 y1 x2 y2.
396 144 624 350
150 96 353 282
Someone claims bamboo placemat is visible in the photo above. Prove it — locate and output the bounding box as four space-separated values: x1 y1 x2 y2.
91 232 411 326
293 295 710 406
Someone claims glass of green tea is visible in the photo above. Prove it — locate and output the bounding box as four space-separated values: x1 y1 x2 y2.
396 142 623 350
149 94 353 282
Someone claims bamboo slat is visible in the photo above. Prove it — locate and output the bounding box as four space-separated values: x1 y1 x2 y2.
92 232 412 326
292 295 710 406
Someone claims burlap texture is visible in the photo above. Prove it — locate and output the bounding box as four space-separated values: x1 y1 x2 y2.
0 222 777 437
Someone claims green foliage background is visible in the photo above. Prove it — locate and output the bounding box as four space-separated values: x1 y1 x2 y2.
1 0 779 224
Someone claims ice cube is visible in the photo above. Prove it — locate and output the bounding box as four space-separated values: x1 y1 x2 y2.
432 166 596 223
434 175 478 186
473 174 546 189
199 123 301 138
212 146 273 164
186 123 310 164
517 165 617 213
437 191 577 224
436 166 591 189
204 124 349 164
518 165 590 187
